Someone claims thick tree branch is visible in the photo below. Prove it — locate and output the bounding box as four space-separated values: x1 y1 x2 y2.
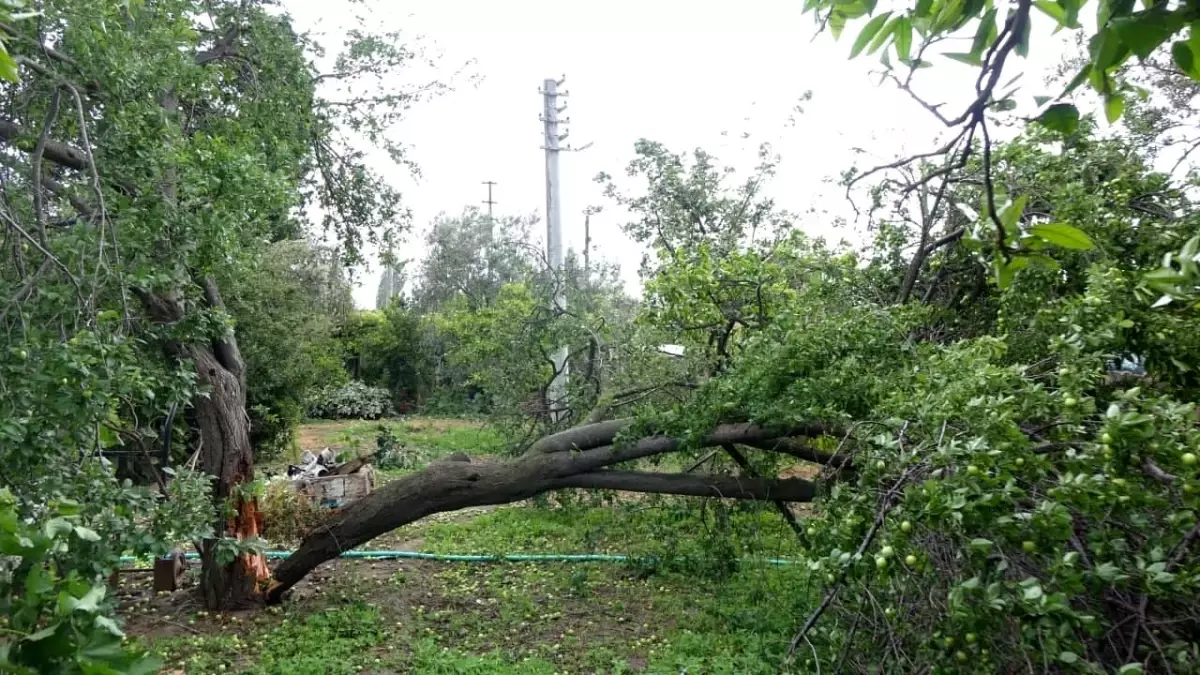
198 275 245 380
531 417 838 455
746 436 851 469
269 422 829 601
31 88 63 244
0 120 88 171
0 141 94 219
551 469 815 502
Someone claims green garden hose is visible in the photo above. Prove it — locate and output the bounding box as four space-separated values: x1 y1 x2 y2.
119 550 801 566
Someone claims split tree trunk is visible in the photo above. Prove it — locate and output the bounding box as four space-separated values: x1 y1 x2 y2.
191 346 269 609
191 279 269 610
267 420 832 603
139 280 269 610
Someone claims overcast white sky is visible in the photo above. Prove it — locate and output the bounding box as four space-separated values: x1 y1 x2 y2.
283 0 1079 309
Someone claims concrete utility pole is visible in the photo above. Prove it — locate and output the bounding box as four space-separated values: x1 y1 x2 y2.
481 180 497 289
582 205 601 277
539 76 593 422
481 180 497 221
541 76 569 422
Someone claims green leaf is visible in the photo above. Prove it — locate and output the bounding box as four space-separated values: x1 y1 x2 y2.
93 615 125 638
1034 0 1066 24
999 195 1028 237
1100 0 1137 26
68 585 106 614
1172 40 1200 79
0 47 18 84
829 11 847 39
996 256 1030 288
1112 10 1181 60
52 499 82 516
1096 561 1124 581
970 538 994 549
1035 103 1080 135
24 564 53 596
1063 63 1092 95
1091 27 1130 71
933 0 965 32
1023 583 1044 601
945 52 983 65
851 12 893 58
73 526 101 542
1059 651 1080 664
1118 664 1145 674
869 15 901 54
79 632 127 661
43 517 74 539
1030 223 1095 250
1059 0 1083 28
26 623 62 642
971 8 998 55
894 16 912 62
1104 93 1126 123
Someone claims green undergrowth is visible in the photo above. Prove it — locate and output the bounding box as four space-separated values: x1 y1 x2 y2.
301 417 499 454
144 559 811 674
141 489 816 672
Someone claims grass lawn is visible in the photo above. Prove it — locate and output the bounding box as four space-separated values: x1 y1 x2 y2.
122 417 815 674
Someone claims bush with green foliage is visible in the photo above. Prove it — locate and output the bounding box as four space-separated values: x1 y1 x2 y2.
357 305 436 409
229 240 352 456
0 489 161 674
305 381 393 420
373 425 433 472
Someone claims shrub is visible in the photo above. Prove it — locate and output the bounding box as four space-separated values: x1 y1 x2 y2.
374 425 431 472
259 479 333 544
305 381 392 420
0 489 161 674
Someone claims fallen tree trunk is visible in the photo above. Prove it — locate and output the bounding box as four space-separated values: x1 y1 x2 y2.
551 470 815 500
267 421 832 602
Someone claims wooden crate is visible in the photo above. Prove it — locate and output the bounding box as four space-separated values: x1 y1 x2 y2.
290 466 375 509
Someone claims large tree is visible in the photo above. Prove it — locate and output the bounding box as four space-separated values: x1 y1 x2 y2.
0 0 436 608
412 206 539 311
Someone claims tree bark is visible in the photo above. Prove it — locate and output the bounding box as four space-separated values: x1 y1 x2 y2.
191 278 269 610
267 421 821 603
136 280 268 610
552 470 815 500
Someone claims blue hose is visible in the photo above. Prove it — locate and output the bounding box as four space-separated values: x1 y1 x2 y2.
119 550 801 566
